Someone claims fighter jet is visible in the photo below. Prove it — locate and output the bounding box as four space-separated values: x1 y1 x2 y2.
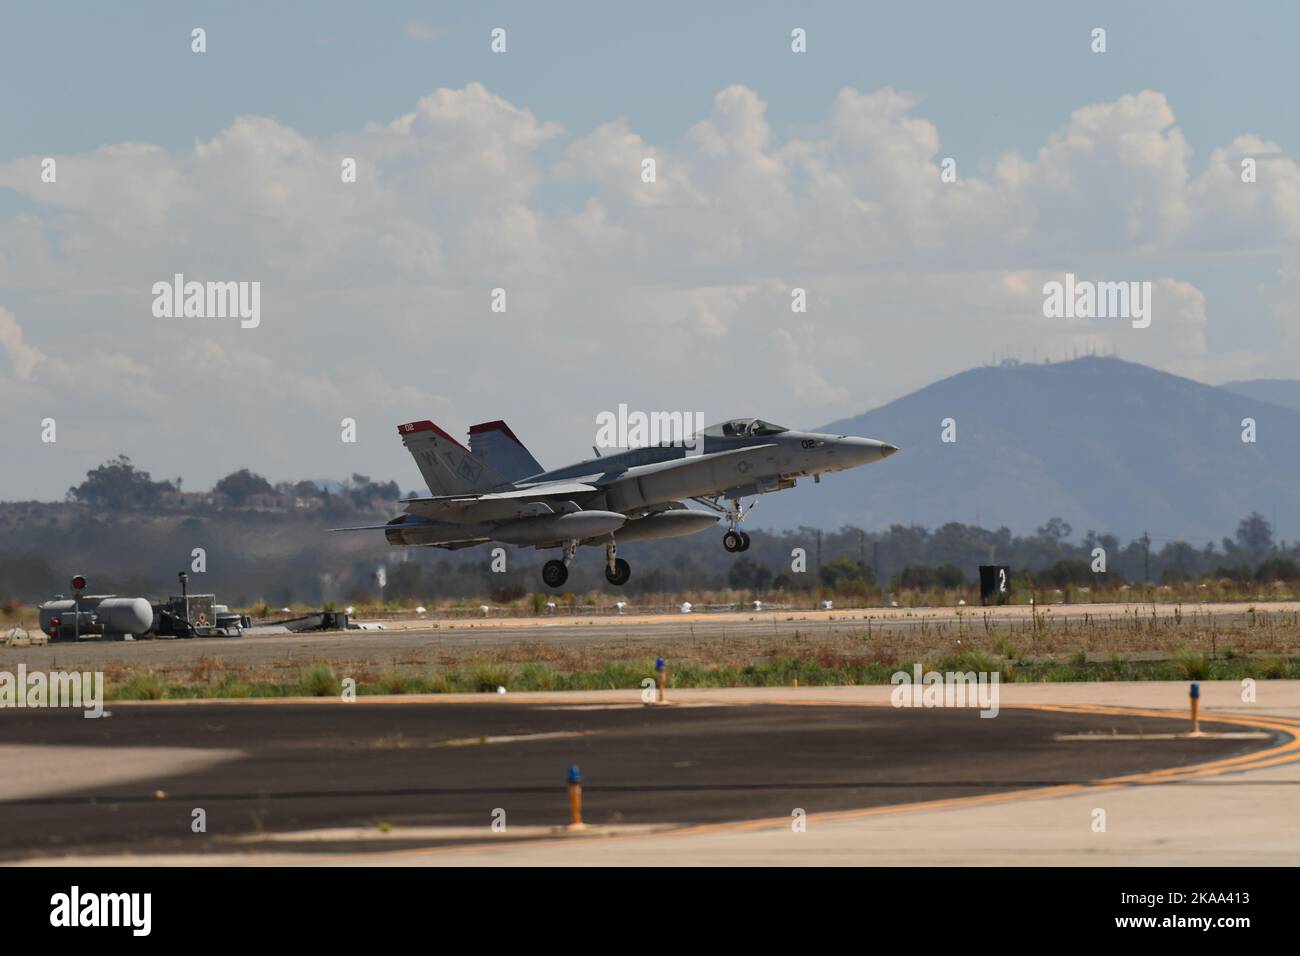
334 418 897 588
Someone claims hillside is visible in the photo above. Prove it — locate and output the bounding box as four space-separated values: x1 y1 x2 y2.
753 357 1300 539
1220 379 1300 413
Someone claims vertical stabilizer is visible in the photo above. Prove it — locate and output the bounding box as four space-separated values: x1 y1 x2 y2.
468 420 544 482
398 420 509 495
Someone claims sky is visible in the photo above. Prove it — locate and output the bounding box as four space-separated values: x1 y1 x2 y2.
2 1 1299 499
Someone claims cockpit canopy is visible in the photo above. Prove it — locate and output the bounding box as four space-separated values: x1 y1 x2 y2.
702 418 790 439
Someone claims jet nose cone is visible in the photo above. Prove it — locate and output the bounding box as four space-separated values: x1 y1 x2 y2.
836 437 897 467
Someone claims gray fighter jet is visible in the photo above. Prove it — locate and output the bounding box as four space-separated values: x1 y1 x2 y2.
335 418 897 588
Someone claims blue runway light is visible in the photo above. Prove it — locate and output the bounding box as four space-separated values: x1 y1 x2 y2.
656 658 665 671
1190 682 1200 699
567 764 581 785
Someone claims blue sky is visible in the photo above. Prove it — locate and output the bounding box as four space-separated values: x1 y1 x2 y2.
5 1 1297 171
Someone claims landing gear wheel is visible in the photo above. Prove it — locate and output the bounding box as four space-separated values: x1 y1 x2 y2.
723 530 743 553
604 558 631 586
542 559 569 589
737 531 751 552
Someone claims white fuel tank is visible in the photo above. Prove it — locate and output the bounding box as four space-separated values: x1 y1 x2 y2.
97 597 154 635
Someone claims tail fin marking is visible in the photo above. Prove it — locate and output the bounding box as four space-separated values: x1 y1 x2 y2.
398 420 509 495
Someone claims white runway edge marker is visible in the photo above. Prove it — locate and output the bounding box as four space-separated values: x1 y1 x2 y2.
50 886 151 936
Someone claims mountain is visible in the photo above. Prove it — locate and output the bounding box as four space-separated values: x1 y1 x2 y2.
752 357 1300 540
1219 379 1300 413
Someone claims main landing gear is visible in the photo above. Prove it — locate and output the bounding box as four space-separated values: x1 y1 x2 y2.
605 558 631 586
603 539 631 586
541 538 632 588
542 559 568 588
542 538 579 589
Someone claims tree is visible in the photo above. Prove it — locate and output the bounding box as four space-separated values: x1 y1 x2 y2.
1037 559 1092 587
341 473 400 509
67 455 175 510
1235 513 1274 556
214 469 274 504
934 563 966 588
728 557 772 591
896 565 936 589
1037 517 1073 541
1214 564 1253 582
276 479 325 499
1255 557 1300 582
818 556 871 590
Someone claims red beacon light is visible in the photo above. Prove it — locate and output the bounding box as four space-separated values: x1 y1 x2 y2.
71 575 87 592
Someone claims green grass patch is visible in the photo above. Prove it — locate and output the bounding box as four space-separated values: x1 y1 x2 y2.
300 665 342 697
101 652 1300 701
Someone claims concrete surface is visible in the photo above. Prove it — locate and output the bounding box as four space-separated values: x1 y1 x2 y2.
4 680 1298 865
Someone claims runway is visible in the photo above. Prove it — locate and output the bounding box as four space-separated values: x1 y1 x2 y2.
0 686 1290 864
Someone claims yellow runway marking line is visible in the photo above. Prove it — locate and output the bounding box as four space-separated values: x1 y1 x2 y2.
1055 732 1272 741
537 704 647 711
440 730 592 747
333 600 1300 632
346 701 1300 863
1026 703 1300 779
228 823 671 844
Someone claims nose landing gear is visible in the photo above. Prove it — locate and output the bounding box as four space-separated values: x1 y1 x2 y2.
723 529 751 552
721 497 753 552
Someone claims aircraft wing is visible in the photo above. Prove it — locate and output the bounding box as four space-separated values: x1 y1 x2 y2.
399 481 599 506
399 480 602 520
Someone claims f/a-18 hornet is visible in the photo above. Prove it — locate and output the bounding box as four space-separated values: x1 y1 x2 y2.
336 418 897 588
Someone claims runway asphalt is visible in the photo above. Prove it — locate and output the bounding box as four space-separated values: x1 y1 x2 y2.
0 695 1280 863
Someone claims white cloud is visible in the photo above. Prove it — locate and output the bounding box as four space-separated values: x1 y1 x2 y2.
0 84 1297 497
402 21 441 42
0 306 44 380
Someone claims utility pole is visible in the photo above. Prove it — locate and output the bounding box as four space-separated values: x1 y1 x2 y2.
72 574 86 642
178 571 189 626
1141 531 1151 584
815 530 822 581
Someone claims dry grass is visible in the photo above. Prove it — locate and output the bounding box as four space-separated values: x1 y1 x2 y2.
88 605 1300 698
